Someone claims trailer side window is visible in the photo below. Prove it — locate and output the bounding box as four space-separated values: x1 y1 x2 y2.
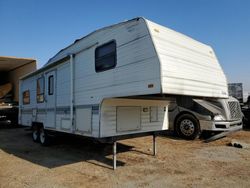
23 90 30 105
95 41 116 72
48 75 54 95
37 77 44 103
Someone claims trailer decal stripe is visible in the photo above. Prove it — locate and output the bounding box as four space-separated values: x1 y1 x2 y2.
20 105 99 115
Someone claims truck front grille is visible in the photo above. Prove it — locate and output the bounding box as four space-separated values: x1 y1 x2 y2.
228 101 241 120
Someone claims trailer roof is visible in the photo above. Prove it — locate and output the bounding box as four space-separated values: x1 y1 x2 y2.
0 56 36 72
20 17 214 81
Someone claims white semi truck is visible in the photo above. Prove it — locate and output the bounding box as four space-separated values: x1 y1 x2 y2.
168 96 242 139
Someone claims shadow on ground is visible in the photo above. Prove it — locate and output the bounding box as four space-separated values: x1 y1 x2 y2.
0 124 133 169
1 122 248 170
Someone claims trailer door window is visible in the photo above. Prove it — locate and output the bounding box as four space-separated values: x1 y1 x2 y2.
37 77 44 103
48 75 54 95
23 90 30 104
95 41 116 72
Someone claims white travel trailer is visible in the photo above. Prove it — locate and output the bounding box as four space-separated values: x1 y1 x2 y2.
19 17 240 169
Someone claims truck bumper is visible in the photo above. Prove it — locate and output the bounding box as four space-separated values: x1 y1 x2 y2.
199 119 243 132
0 115 7 121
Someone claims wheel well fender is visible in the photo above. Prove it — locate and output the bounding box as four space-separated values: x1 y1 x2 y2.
31 122 44 130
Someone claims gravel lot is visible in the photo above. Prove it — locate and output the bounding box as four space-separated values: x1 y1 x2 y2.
0 124 250 188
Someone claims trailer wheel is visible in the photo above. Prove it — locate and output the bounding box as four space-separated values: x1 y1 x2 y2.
39 126 50 146
175 114 200 140
32 125 40 143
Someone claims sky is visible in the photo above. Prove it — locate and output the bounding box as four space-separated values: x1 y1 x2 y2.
0 0 250 91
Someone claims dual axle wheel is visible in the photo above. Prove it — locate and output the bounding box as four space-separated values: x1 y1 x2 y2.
32 125 50 146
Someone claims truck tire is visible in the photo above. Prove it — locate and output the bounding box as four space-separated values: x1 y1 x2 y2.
39 126 51 146
175 114 200 140
32 125 40 143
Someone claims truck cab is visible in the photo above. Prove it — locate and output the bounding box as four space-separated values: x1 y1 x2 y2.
169 96 243 139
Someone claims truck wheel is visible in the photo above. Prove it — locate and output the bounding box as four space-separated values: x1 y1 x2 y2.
32 125 40 143
39 126 50 146
175 114 200 140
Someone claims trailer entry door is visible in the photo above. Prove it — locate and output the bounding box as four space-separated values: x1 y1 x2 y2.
45 71 56 128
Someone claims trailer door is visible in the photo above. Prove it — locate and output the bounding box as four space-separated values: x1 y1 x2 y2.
45 71 56 128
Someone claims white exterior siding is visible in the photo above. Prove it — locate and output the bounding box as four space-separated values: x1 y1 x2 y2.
50 18 161 106
146 19 228 98
91 114 100 137
56 62 71 107
19 18 162 138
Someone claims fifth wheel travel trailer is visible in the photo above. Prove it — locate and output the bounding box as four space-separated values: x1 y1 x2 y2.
19 17 242 169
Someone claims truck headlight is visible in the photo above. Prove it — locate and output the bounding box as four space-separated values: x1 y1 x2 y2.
213 115 225 121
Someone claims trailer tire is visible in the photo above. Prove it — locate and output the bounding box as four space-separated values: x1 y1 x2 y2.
39 126 51 146
175 114 200 140
32 124 40 143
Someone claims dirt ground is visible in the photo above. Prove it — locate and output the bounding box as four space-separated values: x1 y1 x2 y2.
0 124 250 188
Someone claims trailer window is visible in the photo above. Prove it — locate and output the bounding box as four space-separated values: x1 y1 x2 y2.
95 41 116 72
23 90 30 105
48 75 54 95
37 77 44 103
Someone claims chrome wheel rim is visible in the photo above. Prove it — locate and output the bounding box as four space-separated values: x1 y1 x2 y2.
180 119 195 136
40 129 45 144
33 130 38 141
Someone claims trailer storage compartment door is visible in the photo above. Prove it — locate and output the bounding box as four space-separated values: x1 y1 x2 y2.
117 107 141 132
76 108 92 133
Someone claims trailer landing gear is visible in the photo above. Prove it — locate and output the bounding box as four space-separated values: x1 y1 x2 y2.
153 133 157 156
113 141 117 170
112 133 157 170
